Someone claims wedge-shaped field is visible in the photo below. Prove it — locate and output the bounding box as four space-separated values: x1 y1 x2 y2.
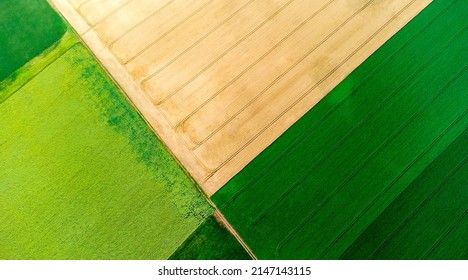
0 0 65 80
170 214 251 260
51 0 431 195
213 0 467 259
0 39 211 259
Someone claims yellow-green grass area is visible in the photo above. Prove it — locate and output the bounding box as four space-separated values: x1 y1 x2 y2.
0 0 66 81
170 215 251 260
0 35 212 259
213 0 467 259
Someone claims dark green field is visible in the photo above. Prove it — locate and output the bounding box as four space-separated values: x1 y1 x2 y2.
213 0 468 259
341 131 467 259
170 215 251 260
0 0 66 81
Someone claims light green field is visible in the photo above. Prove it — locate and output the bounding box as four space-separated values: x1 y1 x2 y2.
0 39 212 259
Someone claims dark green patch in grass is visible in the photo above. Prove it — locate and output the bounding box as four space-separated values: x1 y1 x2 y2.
170 215 251 260
0 0 66 81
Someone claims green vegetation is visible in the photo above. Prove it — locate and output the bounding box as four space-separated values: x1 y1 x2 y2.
0 41 212 259
213 0 468 259
341 131 468 259
170 215 251 260
0 0 66 81
0 31 76 104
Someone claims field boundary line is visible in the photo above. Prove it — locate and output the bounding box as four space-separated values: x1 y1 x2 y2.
421 209 467 259
0 31 76 104
213 209 258 260
49 0 214 193
369 155 468 259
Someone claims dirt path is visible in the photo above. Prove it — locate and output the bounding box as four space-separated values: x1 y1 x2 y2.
213 209 257 260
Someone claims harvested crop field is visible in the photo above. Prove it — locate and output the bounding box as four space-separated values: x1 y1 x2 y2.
0 32 212 258
51 0 431 196
213 0 468 259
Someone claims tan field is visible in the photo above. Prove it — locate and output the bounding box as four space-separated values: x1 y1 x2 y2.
50 0 431 196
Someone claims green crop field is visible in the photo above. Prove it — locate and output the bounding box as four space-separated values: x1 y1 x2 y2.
0 0 66 81
170 215 251 260
213 0 468 259
0 37 213 259
341 131 468 259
